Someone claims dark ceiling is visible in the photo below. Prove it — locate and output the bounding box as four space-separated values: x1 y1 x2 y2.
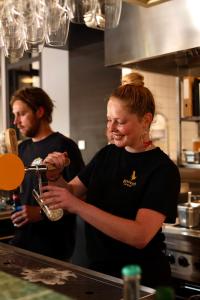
67 23 104 50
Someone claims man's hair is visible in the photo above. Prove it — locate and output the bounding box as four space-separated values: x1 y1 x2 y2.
10 87 54 123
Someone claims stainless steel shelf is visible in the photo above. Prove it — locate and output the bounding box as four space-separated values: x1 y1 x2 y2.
180 163 200 169
181 116 200 122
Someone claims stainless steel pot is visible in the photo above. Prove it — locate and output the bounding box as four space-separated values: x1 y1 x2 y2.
178 202 200 228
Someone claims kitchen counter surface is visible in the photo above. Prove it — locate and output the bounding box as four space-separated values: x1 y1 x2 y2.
0 242 155 300
163 223 200 239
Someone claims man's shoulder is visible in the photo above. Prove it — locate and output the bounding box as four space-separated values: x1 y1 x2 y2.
54 132 78 148
18 138 32 149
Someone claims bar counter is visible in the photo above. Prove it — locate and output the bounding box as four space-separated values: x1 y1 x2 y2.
0 242 155 299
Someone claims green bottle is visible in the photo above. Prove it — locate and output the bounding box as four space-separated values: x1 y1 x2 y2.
155 287 175 300
122 265 142 300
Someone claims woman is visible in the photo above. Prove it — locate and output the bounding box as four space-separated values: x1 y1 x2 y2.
42 72 180 288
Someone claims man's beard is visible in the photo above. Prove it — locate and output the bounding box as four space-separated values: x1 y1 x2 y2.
24 120 41 138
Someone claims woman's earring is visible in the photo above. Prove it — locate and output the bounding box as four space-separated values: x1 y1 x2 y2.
141 128 152 148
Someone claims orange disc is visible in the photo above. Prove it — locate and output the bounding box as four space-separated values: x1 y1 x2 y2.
0 154 25 191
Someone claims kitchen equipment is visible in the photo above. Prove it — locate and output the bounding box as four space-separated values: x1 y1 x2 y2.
178 202 200 228
183 150 200 164
105 0 200 77
178 192 200 228
163 223 200 298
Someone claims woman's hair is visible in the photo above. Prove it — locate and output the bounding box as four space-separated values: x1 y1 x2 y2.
110 72 155 118
10 87 54 123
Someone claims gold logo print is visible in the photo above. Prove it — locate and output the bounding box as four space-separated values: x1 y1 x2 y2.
123 170 137 187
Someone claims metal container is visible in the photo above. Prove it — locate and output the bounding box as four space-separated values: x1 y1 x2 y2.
183 150 200 164
178 202 200 228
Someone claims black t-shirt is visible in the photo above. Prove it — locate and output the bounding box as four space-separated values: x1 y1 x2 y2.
10 132 85 260
78 145 180 286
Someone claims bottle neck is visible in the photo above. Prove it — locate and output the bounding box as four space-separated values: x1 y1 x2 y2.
123 275 140 300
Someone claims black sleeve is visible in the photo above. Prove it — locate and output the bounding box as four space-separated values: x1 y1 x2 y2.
140 163 180 223
77 152 100 187
62 139 85 182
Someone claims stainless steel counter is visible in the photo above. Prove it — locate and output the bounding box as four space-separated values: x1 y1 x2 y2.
163 223 200 239
0 242 155 300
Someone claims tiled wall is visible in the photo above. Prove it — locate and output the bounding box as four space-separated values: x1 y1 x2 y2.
122 68 198 162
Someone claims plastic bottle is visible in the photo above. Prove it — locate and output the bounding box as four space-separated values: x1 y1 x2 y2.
121 265 142 300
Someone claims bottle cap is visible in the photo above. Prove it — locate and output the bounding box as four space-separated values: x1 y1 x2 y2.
121 265 142 277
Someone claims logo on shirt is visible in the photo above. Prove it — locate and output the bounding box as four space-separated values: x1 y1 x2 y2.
31 157 43 166
123 170 137 187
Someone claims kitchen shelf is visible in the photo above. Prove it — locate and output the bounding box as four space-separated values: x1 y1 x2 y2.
180 163 200 169
181 116 200 122
177 77 200 167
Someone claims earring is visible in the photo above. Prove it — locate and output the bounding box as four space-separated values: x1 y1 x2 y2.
140 128 152 148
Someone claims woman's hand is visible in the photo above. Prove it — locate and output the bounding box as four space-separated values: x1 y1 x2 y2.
41 185 80 214
43 152 70 181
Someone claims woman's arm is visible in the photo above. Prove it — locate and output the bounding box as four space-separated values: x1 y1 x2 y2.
41 184 165 249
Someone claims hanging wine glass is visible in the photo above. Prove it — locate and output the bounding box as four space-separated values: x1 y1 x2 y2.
66 0 97 24
0 21 5 49
84 0 104 30
45 0 70 46
105 0 122 29
84 0 122 30
22 0 47 54
1 0 25 62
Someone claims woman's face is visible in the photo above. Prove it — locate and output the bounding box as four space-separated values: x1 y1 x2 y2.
107 97 148 149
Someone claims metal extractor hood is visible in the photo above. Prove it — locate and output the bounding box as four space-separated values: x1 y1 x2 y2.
105 0 200 76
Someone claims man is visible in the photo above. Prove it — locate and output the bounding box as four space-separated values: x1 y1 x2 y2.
9 87 84 260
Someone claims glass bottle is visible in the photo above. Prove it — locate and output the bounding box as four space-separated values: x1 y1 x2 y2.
12 188 22 213
121 264 142 300
155 287 175 300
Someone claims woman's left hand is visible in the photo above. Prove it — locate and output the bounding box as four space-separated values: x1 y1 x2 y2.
41 185 79 214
